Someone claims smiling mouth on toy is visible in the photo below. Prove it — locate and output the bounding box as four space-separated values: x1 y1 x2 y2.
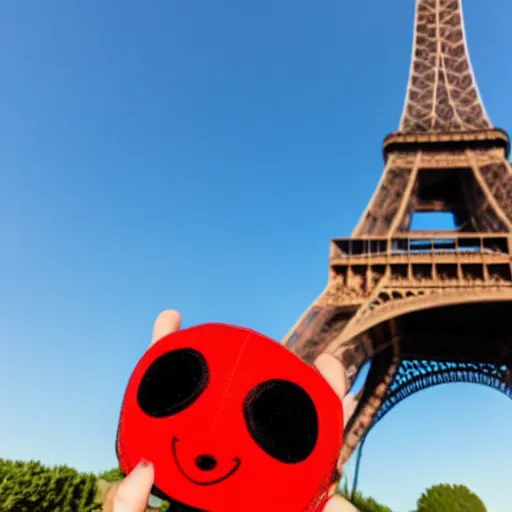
171 436 241 486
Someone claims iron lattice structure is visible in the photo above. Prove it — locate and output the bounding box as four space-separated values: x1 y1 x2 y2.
373 359 512 428
281 0 512 470
351 358 512 494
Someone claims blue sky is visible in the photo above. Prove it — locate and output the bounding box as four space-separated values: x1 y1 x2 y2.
1 1 512 511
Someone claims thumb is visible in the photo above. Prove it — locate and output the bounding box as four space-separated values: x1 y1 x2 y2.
104 461 154 512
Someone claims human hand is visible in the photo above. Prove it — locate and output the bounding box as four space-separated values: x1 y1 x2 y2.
104 310 359 512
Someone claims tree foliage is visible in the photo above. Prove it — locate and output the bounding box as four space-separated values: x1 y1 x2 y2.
0 458 490 512
349 492 393 512
98 467 125 483
416 483 487 512
0 458 101 512
338 479 392 512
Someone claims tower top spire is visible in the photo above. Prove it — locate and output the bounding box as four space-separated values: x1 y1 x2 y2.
399 0 491 133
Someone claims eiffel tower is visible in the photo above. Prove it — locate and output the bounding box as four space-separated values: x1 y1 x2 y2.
282 0 512 468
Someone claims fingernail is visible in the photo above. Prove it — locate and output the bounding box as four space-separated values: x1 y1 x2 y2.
128 459 152 476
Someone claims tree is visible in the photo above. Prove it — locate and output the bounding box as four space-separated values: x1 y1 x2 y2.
98 467 124 483
337 479 392 512
0 458 101 512
416 483 487 512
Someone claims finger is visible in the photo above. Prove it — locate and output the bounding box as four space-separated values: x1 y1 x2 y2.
112 461 154 512
342 392 358 427
151 310 182 346
322 494 360 512
336 393 358 476
314 353 349 400
102 482 120 512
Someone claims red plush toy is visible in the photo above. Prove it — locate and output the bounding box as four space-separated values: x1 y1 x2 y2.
117 323 344 512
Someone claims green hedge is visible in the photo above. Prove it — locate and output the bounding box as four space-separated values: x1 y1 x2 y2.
338 479 392 512
0 459 101 512
338 479 487 512
0 458 488 512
